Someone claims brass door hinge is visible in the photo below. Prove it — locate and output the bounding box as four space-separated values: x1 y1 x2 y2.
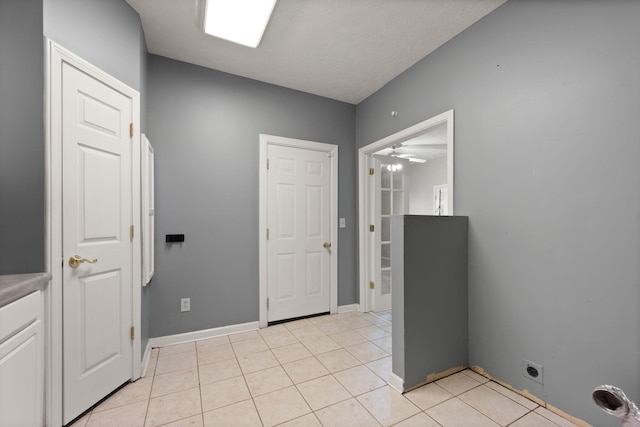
369 225 375 232
130 225 134 240
267 159 270 170
369 168 374 175
266 228 269 240
369 281 375 289
267 298 269 310
130 326 135 341
129 123 134 137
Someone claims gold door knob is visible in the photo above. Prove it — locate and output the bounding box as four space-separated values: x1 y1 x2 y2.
323 242 332 249
69 255 98 268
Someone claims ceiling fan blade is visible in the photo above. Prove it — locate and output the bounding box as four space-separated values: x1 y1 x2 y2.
404 143 447 149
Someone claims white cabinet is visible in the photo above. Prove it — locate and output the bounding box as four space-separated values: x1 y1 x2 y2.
0 291 44 427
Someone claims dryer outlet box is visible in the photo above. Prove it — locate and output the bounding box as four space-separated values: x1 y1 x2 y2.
523 359 543 384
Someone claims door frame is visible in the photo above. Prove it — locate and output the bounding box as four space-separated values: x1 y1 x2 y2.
44 40 142 426
258 134 338 328
357 110 454 312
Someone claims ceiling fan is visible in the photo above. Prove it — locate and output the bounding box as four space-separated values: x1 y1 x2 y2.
389 144 428 163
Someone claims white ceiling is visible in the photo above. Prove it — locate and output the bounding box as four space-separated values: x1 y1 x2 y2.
126 0 506 104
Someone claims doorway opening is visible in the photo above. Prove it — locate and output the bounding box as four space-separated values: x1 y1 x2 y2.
358 110 454 313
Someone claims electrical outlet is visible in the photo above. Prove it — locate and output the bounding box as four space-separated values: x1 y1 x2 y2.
180 298 190 312
523 359 543 384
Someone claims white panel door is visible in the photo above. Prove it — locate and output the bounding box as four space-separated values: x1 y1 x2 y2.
62 62 133 423
267 145 331 322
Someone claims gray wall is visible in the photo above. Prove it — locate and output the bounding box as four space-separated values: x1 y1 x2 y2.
356 0 640 424
44 0 145 92
0 0 45 274
392 216 468 390
147 55 356 338
2 0 148 274
391 216 405 381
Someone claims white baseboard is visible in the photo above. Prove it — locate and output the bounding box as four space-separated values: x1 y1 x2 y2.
146 308 359 354
148 321 260 349
388 372 405 393
337 304 360 313
141 340 153 377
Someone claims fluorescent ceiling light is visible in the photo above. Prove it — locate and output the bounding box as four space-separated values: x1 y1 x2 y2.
203 0 277 48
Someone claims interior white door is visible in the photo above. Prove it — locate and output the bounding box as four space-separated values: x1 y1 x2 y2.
62 62 133 423
373 158 404 311
267 144 332 322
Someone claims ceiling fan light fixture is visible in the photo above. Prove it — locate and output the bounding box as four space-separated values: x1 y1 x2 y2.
386 164 403 172
408 158 427 163
203 0 277 48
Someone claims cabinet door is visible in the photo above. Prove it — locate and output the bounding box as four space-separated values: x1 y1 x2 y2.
0 320 43 427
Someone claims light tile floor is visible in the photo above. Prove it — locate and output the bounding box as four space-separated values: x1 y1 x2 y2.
70 311 581 427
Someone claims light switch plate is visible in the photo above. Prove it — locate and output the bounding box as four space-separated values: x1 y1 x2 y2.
339 218 346 228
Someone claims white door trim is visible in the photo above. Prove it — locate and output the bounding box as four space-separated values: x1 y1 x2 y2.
357 110 454 312
45 40 141 427
259 134 338 328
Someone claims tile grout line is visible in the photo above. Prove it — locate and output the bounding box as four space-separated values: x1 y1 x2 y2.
505 408 539 427
233 340 270 427
142 363 155 427
195 348 205 427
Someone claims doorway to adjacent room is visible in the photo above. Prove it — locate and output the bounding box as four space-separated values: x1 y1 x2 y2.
358 110 454 313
